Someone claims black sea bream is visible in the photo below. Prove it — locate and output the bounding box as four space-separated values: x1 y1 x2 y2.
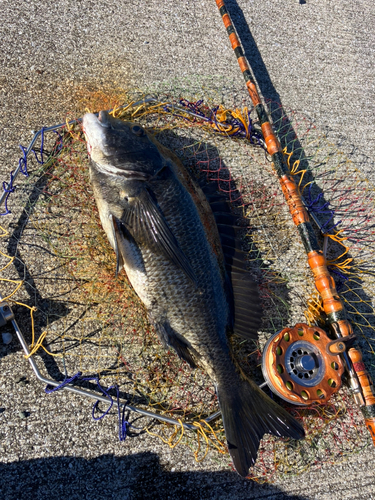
82 111 304 476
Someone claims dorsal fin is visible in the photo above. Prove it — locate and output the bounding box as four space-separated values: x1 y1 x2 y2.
220 234 244 251
230 270 263 339
199 184 263 339
223 252 248 271
206 195 229 205
213 213 241 226
208 200 234 212
216 223 243 239
199 180 221 197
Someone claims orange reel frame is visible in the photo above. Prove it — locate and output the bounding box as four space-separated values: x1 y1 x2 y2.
262 323 344 406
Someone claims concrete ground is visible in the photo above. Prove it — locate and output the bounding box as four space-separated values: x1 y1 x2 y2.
0 0 375 498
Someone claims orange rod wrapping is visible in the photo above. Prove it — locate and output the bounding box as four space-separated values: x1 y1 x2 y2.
307 250 375 409
229 32 241 50
245 82 261 106
348 349 375 406
279 175 310 225
308 252 345 314
237 56 249 73
222 13 232 29
216 0 263 108
261 122 280 155
336 319 352 337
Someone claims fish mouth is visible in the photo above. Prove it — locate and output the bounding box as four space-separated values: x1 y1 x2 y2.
82 112 153 180
83 110 113 132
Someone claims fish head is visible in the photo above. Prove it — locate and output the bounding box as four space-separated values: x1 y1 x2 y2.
82 111 163 180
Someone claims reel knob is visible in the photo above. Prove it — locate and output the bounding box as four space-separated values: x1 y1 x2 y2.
262 323 344 405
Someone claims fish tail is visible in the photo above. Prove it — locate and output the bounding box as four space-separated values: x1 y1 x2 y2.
217 377 305 477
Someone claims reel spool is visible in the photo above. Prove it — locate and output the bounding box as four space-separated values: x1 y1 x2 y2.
262 323 345 406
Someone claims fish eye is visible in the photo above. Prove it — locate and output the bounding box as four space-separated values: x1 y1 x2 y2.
132 125 145 137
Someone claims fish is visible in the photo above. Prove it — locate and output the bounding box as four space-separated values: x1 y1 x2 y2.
82 110 305 477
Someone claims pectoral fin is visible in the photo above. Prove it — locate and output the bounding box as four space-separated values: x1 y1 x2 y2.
109 214 125 276
119 187 196 284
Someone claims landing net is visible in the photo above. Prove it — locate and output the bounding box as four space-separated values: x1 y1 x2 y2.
1 87 374 481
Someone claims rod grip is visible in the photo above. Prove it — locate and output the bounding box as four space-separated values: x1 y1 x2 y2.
348 348 375 407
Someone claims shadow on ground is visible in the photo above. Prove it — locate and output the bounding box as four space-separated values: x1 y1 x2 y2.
0 452 309 500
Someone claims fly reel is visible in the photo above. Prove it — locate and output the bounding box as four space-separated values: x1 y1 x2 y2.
262 323 345 405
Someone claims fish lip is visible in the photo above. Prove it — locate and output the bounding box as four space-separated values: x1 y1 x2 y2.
97 110 110 128
82 112 107 132
82 113 101 138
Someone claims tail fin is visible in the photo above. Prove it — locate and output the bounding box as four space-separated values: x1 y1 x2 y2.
217 378 305 477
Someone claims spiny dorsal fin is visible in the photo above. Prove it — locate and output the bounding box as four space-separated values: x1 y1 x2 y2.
216 223 243 239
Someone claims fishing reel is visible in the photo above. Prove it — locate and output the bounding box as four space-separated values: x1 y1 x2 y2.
261 323 346 405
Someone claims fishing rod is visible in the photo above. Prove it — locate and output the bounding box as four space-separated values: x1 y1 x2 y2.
215 0 375 443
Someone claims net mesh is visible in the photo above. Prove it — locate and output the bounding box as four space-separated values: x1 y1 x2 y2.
1 86 374 481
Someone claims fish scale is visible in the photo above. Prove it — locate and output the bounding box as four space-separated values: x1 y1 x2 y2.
135 180 230 375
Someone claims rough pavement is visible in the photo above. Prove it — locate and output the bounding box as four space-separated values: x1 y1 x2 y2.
1 1 375 499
